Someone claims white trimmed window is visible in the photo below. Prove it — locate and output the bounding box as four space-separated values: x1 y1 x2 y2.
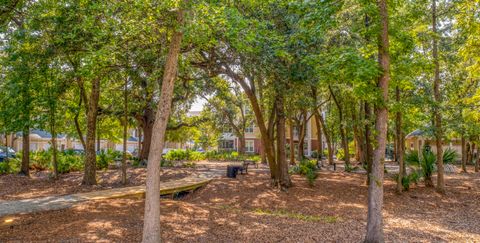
246 140 254 153
245 124 254 133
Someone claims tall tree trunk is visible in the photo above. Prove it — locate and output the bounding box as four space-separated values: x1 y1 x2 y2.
275 94 291 189
297 112 307 162
461 136 467 173
50 111 58 180
318 109 334 165
82 77 100 186
432 0 445 194
365 102 373 184
122 75 128 185
365 0 389 241
314 112 323 161
142 9 184 243
20 129 29 176
352 108 363 163
289 118 295 165
395 87 404 193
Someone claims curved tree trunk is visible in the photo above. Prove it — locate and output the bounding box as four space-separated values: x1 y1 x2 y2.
142 8 184 243
318 109 334 165
365 0 389 240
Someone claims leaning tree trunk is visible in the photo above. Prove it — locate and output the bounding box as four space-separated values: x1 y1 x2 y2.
142 8 184 243
365 0 389 241
432 0 445 194
82 77 100 186
329 85 350 166
318 109 334 165
138 107 155 161
20 129 30 176
275 94 291 189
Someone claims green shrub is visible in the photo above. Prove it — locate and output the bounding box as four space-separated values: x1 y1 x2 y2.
58 154 84 174
30 150 52 170
0 162 10 174
96 149 121 170
289 159 318 186
311 151 318 158
443 148 457 164
161 159 174 167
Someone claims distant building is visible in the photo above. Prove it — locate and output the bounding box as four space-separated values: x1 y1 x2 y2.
405 129 462 157
218 116 326 156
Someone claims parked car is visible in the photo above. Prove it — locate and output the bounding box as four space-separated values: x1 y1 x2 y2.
0 146 16 162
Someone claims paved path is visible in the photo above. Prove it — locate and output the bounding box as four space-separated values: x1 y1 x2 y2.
0 172 219 218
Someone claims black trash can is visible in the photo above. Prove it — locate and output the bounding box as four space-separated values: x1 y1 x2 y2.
227 165 238 178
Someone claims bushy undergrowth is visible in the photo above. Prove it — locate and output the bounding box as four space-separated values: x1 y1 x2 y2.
289 159 318 186
97 149 122 170
205 151 261 162
164 149 206 161
400 147 458 190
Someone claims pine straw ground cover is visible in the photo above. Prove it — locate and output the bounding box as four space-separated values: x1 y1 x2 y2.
0 167 193 201
1 170 479 242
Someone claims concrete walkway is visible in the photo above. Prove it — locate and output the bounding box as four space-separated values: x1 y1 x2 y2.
0 172 217 218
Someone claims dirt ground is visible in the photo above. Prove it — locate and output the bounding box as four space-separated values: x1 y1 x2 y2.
1 168 479 242
0 167 193 201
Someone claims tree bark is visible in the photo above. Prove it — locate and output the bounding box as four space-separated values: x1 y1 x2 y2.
20 129 29 176
318 109 334 165
289 118 295 165
138 107 155 161
461 136 467 173
82 77 100 186
365 0 389 241
314 112 323 160
297 111 307 162
142 8 184 243
432 0 445 194
122 75 128 185
275 94 291 189
395 87 404 193
237 134 246 155
329 85 350 166
50 112 58 180
365 102 373 184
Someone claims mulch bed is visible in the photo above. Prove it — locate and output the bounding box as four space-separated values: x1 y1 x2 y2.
0 167 193 201
1 169 479 242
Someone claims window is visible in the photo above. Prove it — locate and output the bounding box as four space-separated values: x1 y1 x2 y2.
246 140 254 153
220 140 234 149
245 124 254 133
223 127 233 133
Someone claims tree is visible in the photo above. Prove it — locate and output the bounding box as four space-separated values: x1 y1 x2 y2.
365 0 390 241
142 4 185 242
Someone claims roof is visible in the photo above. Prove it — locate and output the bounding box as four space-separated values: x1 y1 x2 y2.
16 130 66 139
406 129 424 138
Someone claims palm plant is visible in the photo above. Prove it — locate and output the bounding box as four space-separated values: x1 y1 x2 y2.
405 146 457 187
